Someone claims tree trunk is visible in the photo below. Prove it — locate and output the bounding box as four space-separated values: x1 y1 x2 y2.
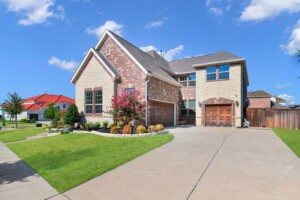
15 115 18 128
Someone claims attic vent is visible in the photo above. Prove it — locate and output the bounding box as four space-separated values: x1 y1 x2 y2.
106 44 110 55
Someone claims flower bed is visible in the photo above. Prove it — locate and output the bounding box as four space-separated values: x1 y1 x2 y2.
72 129 168 138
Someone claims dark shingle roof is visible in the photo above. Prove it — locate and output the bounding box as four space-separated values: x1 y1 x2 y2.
108 31 179 85
168 51 244 74
248 90 273 98
272 102 290 109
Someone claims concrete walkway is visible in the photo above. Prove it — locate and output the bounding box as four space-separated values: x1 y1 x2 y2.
60 127 300 200
0 142 59 200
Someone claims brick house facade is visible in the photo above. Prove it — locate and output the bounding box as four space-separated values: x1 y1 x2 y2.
247 90 287 109
71 30 249 127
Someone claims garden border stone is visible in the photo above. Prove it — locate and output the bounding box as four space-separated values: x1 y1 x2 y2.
72 130 168 138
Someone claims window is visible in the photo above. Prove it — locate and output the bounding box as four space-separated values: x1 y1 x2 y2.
106 44 110 55
63 104 66 109
188 100 196 116
94 90 103 114
125 88 135 94
180 100 187 115
206 66 217 80
188 74 196 86
85 91 93 113
219 65 230 79
179 76 187 87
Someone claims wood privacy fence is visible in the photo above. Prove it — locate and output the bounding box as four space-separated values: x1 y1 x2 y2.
246 108 300 130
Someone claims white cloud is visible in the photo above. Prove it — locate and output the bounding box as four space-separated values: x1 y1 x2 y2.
210 7 223 16
164 45 184 61
145 17 168 29
85 20 124 39
240 0 300 22
278 93 296 105
48 56 78 72
276 82 291 89
0 0 65 25
139 44 184 61
140 45 157 52
281 20 300 55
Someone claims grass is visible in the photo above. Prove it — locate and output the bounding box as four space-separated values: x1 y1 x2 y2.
8 133 174 192
273 128 300 158
0 127 45 143
1 121 36 128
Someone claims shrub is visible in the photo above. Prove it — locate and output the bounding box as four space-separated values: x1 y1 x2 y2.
60 130 69 134
110 125 119 134
94 122 101 130
20 118 27 122
51 118 58 128
63 104 80 127
57 120 64 129
155 124 164 131
147 125 156 133
102 121 109 128
122 125 132 134
85 122 94 131
108 123 116 128
136 125 147 134
30 118 36 123
109 90 149 125
118 122 125 130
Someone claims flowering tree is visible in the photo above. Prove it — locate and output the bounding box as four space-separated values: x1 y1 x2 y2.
110 90 148 125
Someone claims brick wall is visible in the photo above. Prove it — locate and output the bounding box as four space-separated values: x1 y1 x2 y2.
248 97 271 108
99 36 146 96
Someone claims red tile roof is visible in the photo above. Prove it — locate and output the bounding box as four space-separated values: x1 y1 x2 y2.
22 94 75 111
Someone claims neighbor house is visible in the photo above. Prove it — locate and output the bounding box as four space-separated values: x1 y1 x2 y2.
247 90 288 109
71 30 249 127
2 94 75 121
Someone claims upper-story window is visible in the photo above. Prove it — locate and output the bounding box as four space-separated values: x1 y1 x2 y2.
179 76 187 87
94 90 103 114
63 104 66 109
206 66 217 80
106 44 110 55
219 65 230 79
85 91 93 114
206 65 230 81
125 88 135 94
188 74 196 86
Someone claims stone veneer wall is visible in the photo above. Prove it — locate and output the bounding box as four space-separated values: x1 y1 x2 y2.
75 55 115 124
196 64 243 127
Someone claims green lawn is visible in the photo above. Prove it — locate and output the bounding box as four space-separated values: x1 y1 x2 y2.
273 128 300 158
8 133 174 192
0 128 45 143
2 121 36 128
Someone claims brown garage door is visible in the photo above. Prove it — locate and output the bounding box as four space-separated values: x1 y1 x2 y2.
205 105 232 127
150 101 174 127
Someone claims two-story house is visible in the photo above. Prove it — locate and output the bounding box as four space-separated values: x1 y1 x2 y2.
71 30 249 127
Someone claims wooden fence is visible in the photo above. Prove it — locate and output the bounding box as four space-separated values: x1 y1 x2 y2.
246 108 300 130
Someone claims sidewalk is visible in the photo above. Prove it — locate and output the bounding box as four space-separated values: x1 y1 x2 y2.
0 142 59 200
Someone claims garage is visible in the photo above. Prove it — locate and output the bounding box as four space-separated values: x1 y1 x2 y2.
29 114 39 121
205 105 232 127
150 100 174 127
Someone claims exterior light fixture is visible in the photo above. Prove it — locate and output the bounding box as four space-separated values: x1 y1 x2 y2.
236 101 239 107
198 101 202 107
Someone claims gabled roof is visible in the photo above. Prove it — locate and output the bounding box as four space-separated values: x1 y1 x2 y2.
248 90 273 98
275 96 286 103
95 30 181 87
169 51 244 74
71 48 120 83
272 102 290 109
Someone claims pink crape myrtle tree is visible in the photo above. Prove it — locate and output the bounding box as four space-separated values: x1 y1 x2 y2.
109 90 150 126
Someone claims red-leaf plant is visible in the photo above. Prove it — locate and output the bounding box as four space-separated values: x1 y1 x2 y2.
109 90 150 126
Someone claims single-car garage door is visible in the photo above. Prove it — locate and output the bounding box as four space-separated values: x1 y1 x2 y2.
205 105 232 127
150 101 174 127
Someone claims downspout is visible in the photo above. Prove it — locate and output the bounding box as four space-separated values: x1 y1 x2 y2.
145 76 150 127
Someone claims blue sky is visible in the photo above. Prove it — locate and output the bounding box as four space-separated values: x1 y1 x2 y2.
0 0 299 105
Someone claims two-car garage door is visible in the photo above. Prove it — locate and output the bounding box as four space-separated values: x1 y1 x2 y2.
150 100 174 127
205 105 232 127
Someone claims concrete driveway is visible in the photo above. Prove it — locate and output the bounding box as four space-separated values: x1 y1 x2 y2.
57 127 300 200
